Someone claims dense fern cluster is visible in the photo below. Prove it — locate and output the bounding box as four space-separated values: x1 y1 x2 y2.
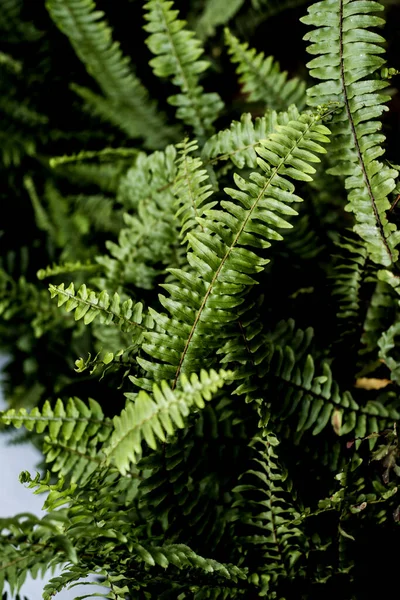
1 0 400 598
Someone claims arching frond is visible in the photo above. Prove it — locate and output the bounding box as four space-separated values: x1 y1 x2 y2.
138 111 330 389
225 28 307 110
202 106 300 169
105 369 232 475
46 0 174 147
48 282 151 339
144 0 224 138
301 0 400 266
37 261 101 280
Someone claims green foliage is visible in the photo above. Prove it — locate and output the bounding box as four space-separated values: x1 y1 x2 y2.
46 0 175 147
1 0 400 598
144 0 224 138
301 0 400 266
225 29 307 111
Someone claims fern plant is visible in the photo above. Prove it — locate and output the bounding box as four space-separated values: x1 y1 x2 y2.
1 0 400 598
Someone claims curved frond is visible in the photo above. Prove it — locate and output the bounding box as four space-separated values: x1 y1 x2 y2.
46 0 174 146
37 260 101 280
225 28 307 110
104 369 232 475
202 106 300 169
48 282 150 337
144 0 224 138
138 112 330 389
301 0 400 266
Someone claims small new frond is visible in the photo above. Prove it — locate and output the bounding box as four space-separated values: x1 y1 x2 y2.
46 0 173 147
144 0 224 138
37 261 101 280
48 282 150 336
202 106 301 169
174 139 215 239
301 0 400 266
225 28 307 110
104 369 232 475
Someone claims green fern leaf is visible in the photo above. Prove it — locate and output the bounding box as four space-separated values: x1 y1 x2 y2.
48 282 150 335
174 139 215 239
225 28 307 110
233 435 307 583
196 0 245 39
301 0 400 266
46 0 174 146
104 369 231 475
144 0 224 138
139 111 330 389
202 106 301 169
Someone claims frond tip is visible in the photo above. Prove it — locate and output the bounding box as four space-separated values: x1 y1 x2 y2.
105 369 232 474
144 0 224 137
225 28 306 110
48 282 150 335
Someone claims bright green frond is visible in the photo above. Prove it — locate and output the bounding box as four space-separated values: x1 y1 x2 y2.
105 369 232 475
174 139 215 239
301 0 400 266
225 28 307 110
49 282 151 338
138 111 330 389
144 0 224 138
202 106 301 169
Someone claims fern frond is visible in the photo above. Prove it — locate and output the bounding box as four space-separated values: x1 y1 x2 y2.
0 51 22 73
174 139 215 239
37 260 101 280
46 0 174 147
0 0 42 42
301 0 400 266
104 369 232 475
225 29 307 110
49 282 150 336
0 512 77 598
144 0 224 138
49 147 139 168
196 0 245 39
261 336 399 441
97 146 180 289
0 396 110 440
330 234 369 357
360 277 397 360
138 111 330 389
202 106 300 169
233 434 307 584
